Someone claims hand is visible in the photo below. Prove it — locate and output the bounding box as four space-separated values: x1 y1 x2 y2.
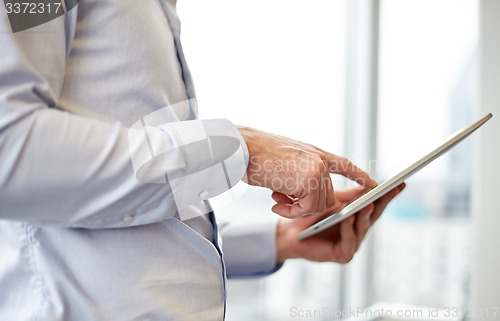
238 126 377 219
275 183 406 263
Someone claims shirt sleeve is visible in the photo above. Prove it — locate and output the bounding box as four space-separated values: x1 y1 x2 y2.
0 8 248 228
219 219 283 278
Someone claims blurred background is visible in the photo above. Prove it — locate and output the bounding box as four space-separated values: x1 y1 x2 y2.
178 0 499 320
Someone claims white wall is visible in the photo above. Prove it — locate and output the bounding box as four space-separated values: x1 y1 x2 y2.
471 0 500 320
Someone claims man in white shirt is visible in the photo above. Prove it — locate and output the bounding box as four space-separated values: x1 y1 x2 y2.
0 1 404 320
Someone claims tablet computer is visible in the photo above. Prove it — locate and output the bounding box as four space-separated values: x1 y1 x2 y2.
297 113 493 240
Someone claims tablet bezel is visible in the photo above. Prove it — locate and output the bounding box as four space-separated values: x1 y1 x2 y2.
297 113 492 240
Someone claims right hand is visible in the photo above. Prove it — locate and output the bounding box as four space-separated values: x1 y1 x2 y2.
237 126 377 219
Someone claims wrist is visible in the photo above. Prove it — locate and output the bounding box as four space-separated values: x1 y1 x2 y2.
236 126 262 185
236 125 258 155
276 220 294 264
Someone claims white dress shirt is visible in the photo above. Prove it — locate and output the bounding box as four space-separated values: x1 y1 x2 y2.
0 1 279 320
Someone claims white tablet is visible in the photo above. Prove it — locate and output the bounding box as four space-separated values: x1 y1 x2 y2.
297 113 493 240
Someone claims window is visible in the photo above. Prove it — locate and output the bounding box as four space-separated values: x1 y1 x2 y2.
372 0 478 308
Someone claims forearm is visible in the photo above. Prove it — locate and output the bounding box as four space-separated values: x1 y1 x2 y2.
0 11 248 227
1 107 167 226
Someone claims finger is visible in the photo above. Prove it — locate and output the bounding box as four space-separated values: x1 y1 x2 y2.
370 183 406 224
338 216 357 261
272 192 318 218
355 204 375 248
325 174 336 209
272 191 294 204
322 152 377 188
335 186 370 204
271 203 291 217
295 191 320 217
316 172 328 213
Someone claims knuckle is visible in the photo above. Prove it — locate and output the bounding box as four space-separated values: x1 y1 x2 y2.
317 152 327 163
312 154 327 169
307 158 327 181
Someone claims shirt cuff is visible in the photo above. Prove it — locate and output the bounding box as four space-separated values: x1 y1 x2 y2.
128 117 249 221
219 218 283 278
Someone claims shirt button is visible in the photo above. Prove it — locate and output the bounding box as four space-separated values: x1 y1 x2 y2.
198 190 209 199
122 215 134 223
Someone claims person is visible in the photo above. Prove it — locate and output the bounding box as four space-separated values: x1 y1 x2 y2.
0 1 404 320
